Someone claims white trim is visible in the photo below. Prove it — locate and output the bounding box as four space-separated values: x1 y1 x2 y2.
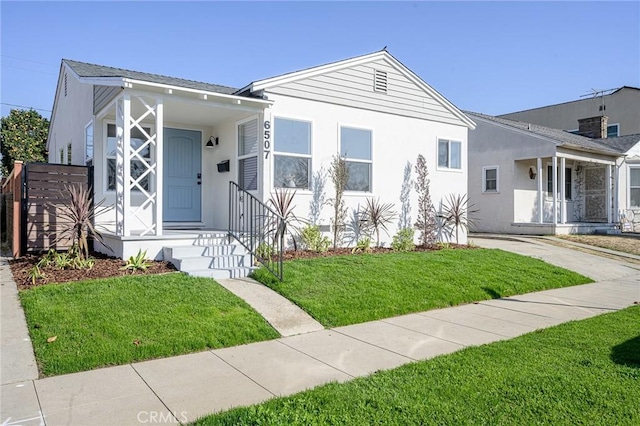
607 123 620 137
338 123 374 193
537 158 543 223
236 115 260 193
481 165 499 193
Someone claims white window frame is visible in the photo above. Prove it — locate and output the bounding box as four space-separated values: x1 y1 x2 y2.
437 138 462 171
273 116 312 191
85 120 94 164
237 115 260 192
546 163 573 200
482 166 499 193
339 124 373 193
629 165 640 208
104 121 154 193
607 123 620 138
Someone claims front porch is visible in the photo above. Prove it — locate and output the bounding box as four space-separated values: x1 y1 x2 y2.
512 152 618 234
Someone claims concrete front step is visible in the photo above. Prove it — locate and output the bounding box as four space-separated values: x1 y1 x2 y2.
188 267 258 280
163 240 256 279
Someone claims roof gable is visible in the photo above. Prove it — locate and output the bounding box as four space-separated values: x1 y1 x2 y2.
248 51 475 129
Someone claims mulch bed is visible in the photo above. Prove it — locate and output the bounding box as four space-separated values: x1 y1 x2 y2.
10 252 177 290
10 243 471 290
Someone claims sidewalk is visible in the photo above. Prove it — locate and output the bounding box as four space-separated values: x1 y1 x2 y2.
2 240 639 425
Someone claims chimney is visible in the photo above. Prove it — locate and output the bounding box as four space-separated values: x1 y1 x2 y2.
577 116 608 139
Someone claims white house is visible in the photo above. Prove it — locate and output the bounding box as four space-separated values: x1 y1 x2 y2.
466 112 624 235
46 50 475 277
604 134 640 232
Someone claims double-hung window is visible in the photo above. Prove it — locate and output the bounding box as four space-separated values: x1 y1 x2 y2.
274 117 311 189
340 126 372 192
482 166 498 193
106 123 151 191
630 167 640 208
238 118 259 191
438 139 461 169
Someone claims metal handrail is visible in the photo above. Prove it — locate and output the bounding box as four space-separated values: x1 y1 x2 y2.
228 181 284 281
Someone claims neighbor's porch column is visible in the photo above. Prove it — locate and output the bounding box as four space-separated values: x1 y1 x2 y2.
552 156 558 225
155 98 164 236
606 163 612 223
560 157 566 224
115 94 132 236
537 157 543 223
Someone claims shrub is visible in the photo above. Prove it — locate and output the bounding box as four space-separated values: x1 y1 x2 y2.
300 225 331 253
391 228 416 252
352 237 372 254
121 249 150 272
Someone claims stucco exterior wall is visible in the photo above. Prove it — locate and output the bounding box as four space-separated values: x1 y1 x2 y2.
499 88 640 136
47 66 93 166
263 93 470 245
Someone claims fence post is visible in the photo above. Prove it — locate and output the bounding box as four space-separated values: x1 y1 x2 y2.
12 161 24 258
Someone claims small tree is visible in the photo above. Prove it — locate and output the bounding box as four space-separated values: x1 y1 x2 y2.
1 109 49 176
414 154 437 246
329 155 349 250
440 193 479 245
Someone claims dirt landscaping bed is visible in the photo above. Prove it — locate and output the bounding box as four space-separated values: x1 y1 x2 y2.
557 234 640 256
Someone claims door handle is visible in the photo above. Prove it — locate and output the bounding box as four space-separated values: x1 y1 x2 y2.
197 173 202 185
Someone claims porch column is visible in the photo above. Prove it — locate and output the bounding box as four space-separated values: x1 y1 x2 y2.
606 163 612 223
537 158 543 223
155 98 164 236
552 156 558 225
115 95 132 236
560 157 566 224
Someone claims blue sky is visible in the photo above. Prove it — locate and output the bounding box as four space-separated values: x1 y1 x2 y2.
1 1 638 120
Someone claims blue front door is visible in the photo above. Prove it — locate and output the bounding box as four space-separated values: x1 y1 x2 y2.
163 128 202 222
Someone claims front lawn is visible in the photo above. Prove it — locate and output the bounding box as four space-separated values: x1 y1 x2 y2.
20 274 280 376
195 306 640 425
253 248 592 327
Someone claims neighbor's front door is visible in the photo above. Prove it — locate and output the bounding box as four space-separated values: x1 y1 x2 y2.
584 167 607 222
163 128 202 222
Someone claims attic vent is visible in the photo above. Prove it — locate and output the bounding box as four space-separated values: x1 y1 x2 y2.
374 70 387 93
64 73 68 97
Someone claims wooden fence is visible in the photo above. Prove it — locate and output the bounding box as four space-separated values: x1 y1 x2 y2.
1 162 93 256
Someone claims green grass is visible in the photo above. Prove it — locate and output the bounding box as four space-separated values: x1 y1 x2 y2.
20 274 280 376
253 249 592 327
195 306 640 425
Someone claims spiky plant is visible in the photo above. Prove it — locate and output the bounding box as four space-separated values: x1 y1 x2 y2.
50 184 110 260
363 197 396 247
268 188 306 251
439 193 479 245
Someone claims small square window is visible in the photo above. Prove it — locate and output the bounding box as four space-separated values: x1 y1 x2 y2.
483 166 498 193
438 139 461 170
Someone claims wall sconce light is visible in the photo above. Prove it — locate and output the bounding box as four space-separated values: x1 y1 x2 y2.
206 137 219 148
529 166 537 180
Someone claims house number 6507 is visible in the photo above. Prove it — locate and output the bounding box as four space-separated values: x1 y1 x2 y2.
264 120 271 159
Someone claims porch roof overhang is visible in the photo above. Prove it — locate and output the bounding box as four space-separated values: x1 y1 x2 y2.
94 77 273 127
514 147 618 165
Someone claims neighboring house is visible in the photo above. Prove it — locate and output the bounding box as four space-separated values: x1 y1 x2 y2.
605 133 640 232
466 111 623 235
47 50 475 268
498 86 640 138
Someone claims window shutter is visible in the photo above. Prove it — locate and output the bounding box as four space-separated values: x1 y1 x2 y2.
239 119 258 156
374 70 387 93
239 157 258 191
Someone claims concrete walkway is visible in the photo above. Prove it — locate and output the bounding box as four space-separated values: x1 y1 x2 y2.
2 240 639 425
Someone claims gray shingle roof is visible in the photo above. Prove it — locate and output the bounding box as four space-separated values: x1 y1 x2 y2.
63 59 239 95
595 133 640 153
465 111 622 155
